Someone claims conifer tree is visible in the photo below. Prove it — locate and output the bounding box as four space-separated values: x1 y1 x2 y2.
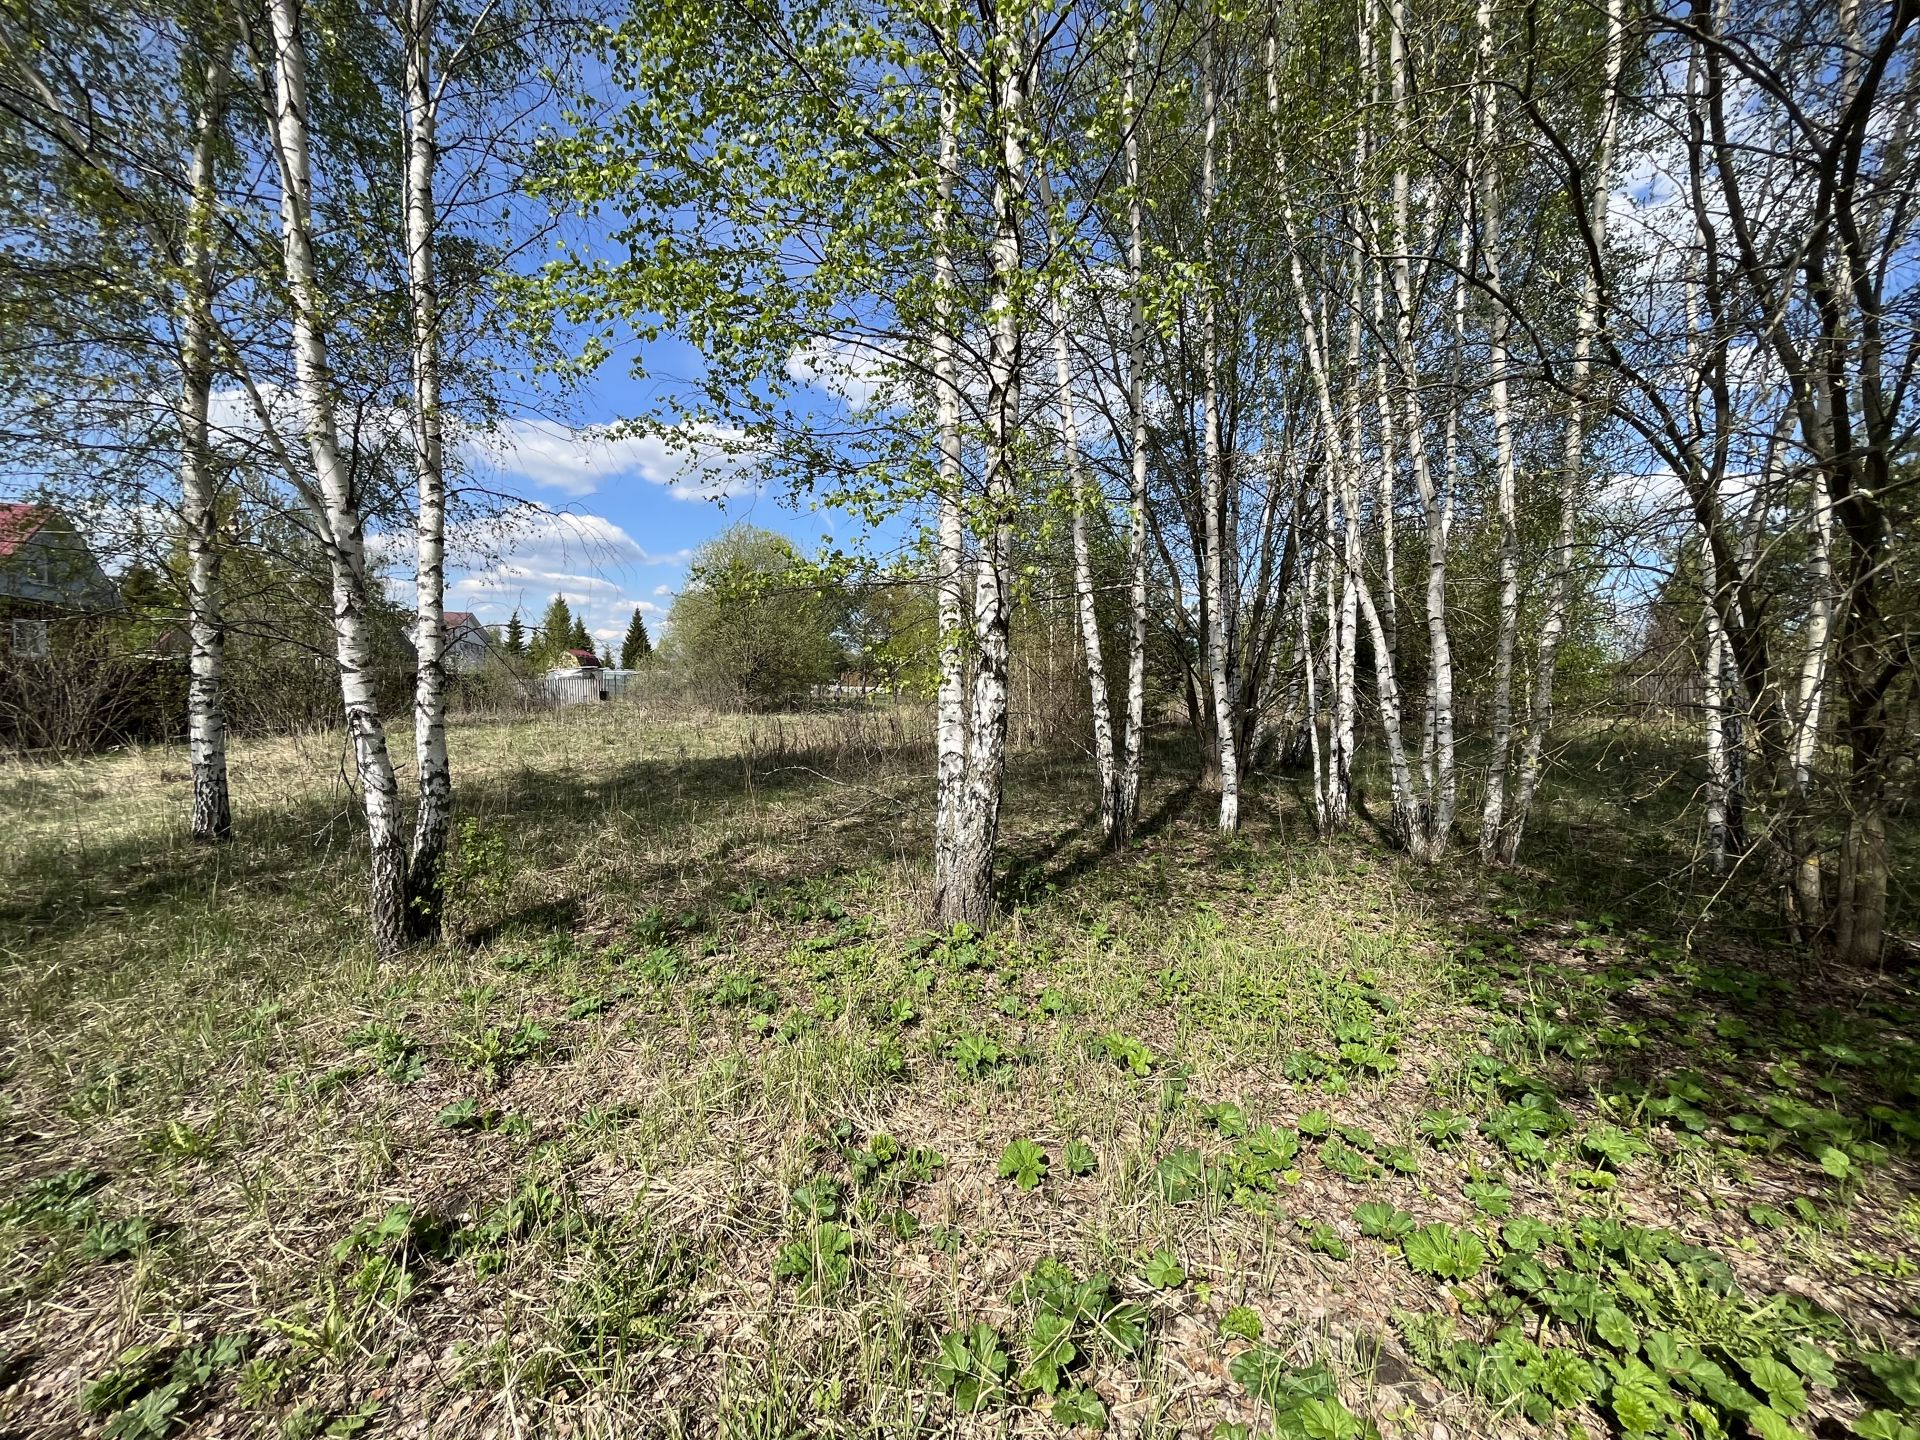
620 608 652 668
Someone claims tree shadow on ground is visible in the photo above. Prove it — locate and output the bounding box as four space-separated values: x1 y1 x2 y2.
0 742 895 957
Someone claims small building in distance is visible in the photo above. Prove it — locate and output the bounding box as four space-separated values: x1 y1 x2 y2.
0 502 123 658
442 611 491 672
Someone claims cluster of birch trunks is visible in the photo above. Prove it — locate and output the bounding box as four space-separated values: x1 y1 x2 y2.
918 0 1915 967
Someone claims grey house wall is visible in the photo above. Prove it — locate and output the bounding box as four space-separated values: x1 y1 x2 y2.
0 519 121 612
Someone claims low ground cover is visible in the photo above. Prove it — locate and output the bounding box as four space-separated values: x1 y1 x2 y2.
1 708 1915 1438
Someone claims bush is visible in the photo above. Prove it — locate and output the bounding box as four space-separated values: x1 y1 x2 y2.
660 525 840 709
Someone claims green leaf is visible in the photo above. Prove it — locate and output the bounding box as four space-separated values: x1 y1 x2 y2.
1642 1332 1683 1376
1401 1223 1485 1280
1782 1340 1836 1390
1609 1381 1664 1435
1051 1386 1107 1428
1229 1346 1295 1408
1088 1299 1148 1355
1593 1306 1639 1352
1500 1216 1554 1253
1019 1311 1076 1395
1814 1144 1853 1180
1203 1102 1248 1136
1098 1033 1154 1076
1854 1410 1920 1440
1746 1404 1804 1440
1741 1355 1809 1415
1142 1248 1186 1289
1153 1148 1213 1203
933 1323 1009 1411
1294 1397 1365 1440
1298 1221 1346 1259
998 1139 1048 1190
1354 1202 1414 1239
1463 1180 1513 1217
1064 1140 1098 1176
1864 1350 1920 1408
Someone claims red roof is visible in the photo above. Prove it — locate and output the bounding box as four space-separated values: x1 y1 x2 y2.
566 647 600 666
0 503 48 560
444 610 477 626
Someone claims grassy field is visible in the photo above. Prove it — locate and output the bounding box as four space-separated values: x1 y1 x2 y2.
1 705 1916 1440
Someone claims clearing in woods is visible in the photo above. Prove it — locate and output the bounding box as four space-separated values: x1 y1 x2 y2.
1 707 1916 1438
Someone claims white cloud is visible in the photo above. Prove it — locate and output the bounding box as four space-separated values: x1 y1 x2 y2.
786 338 899 412
463 418 764 502
440 509 688 644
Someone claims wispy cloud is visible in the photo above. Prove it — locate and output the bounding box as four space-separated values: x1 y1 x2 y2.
462 419 764 502
441 510 682 643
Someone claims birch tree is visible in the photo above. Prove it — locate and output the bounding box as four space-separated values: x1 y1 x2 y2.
1198 12 1240 832
179 43 234 843
1497 0 1627 863
250 0 412 951
401 0 451 936
1472 0 1522 860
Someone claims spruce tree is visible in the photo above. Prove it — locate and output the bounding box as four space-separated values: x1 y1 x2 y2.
569 616 592 651
505 610 526 654
620 608 652 668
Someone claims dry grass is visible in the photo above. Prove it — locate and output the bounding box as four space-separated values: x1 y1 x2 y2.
1 705 1915 1440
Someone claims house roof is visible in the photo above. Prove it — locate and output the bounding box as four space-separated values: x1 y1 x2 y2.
445 610 478 628
0 503 47 560
565 647 600 666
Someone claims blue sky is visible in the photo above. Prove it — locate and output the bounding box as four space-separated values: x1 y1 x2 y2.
447 335 869 651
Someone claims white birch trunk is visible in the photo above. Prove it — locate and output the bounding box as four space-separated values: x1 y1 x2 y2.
1200 19 1239 832
1298 576 1327 835
1500 0 1626 863
1788 447 1834 925
404 0 451 938
1038 165 1120 838
1364 0 1398 665
1388 0 1455 855
1118 18 1150 844
181 49 231 844
932 73 969 914
944 22 1027 929
264 0 410 953
1473 0 1521 860
1356 572 1419 841
1701 530 1731 873
1272 38 1355 829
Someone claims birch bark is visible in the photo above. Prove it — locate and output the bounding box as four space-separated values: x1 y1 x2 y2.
1200 17 1239 832
181 48 231 844
945 15 1027 928
1118 18 1149 845
1473 0 1521 860
403 0 451 938
1038 165 1120 838
1788 447 1834 927
1701 530 1732 873
932 68 969 915
1386 0 1456 855
262 0 410 953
